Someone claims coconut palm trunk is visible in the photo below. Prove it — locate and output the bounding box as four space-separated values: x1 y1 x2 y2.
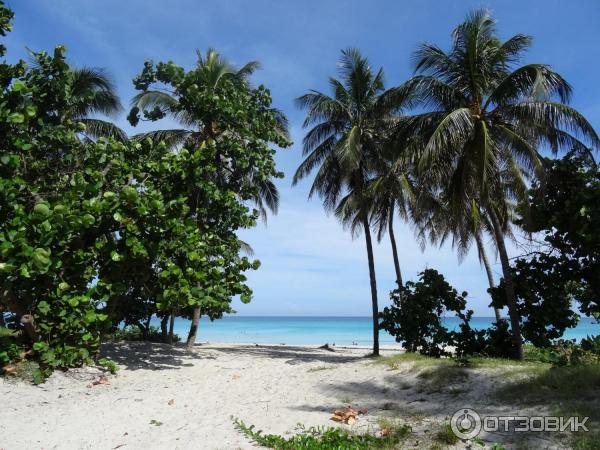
487 208 523 359
362 215 380 356
388 209 403 289
186 306 201 351
474 233 502 322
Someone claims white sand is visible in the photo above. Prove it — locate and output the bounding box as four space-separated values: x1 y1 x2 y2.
0 342 562 449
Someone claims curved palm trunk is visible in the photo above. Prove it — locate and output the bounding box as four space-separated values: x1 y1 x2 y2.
388 210 403 289
186 306 201 351
362 215 380 356
474 232 502 322
487 209 524 360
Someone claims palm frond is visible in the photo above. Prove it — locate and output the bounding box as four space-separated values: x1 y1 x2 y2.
70 67 123 117
420 108 475 171
503 101 600 150
80 118 127 142
131 90 178 111
487 64 572 107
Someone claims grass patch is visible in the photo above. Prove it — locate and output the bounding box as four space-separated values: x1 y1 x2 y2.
376 417 413 440
455 355 546 369
498 364 600 404
434 422 459 445
572 431 600 450
417 365 469 393
233 418 412 449
375 351 545 376
498 364 600 450
373 352 453 371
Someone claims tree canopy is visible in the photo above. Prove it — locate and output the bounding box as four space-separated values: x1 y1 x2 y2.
0 1 289 379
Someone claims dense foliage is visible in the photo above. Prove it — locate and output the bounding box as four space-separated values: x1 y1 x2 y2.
0 327 22 368
125 53 290 347
380 269 513 358
0 2 287 378
490 153 599 346
0 0 598 384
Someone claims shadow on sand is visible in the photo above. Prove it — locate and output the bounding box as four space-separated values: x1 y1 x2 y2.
205 344 369 365
100 341 208 371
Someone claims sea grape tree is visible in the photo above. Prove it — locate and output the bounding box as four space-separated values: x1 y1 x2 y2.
127 53 290 348
490 152 599 345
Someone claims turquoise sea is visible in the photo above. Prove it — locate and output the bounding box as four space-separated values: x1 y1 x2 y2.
159 316 600 346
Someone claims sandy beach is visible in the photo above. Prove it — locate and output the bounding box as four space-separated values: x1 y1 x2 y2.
1 342 575 450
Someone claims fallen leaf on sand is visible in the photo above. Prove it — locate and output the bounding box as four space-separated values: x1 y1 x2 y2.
2 365 16 376
92 376 110 386
168 399 174 405
330 406 364 424
231 374 240 380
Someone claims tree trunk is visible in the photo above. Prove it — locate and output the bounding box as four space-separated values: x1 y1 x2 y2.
0 291 38 341
362 215 380 356
168 313 175 345
160 316 169 343
388 210 403 289
488 208 524 360
143 313 152 340
186 306 201 351
474 232 502 322
0 311 5 328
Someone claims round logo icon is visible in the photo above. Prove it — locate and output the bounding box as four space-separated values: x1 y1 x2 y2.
451 408 482 439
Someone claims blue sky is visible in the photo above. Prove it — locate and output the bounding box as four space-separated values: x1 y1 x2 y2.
5 0 600 316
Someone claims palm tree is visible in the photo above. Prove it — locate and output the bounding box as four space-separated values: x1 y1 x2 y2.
130 48 287 222
28 54 126 141
130 49 288 350
404 9 599 358
294 48 413 356
413 190 503 321
131 49 289 145
69 67 127 141
367 153 415 289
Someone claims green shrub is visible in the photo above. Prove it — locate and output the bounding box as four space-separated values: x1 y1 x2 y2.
233 418 411 449
580 335 600 356
547 340 600 367
0 328 23 369
96 357 119 374
379 269 469 357
380 269 513 358
110 325 180 343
